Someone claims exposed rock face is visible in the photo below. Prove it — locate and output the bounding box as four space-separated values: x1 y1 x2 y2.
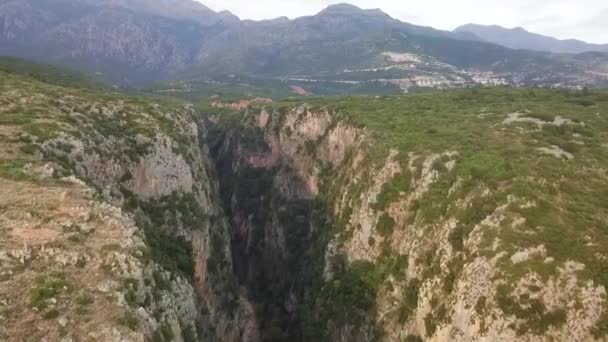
207 105 368 340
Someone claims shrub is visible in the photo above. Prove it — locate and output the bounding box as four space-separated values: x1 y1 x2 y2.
374 172 411 210
524 112 554 122
30 272 69 310
461 152 512 182
475 296 486 315
592 312 608 338
23 122 62 142
496 285 567 335
116 311 139 330
42 309 60 320
424 312 437 337
397 279 420 323
567 99 595 107
376 213 395 237
76 293 94 306
405 335 424 342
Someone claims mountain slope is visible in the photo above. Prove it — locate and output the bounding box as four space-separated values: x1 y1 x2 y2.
0 56 105 89
0 0 236 85
1 0 608 91
454 24 608 54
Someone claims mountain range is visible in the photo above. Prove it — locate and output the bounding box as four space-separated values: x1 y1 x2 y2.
1 0 607 93
454 24 608 54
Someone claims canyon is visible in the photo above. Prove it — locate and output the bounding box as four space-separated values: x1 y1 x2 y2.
2 68 608 341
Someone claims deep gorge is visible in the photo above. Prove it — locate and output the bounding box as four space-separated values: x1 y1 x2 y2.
3 73 607 341
204 107 383 340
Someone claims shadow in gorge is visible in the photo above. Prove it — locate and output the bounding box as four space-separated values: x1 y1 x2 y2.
206 121 383 341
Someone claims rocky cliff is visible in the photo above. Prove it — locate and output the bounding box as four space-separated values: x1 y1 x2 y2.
0 71 258 341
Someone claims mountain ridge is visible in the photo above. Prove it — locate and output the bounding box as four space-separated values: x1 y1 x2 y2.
1 0 607 91
454 23 608 54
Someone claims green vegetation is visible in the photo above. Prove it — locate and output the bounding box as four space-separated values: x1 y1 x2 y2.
450 193 501 252
182 326 198 342
443 257 464 294
142 222 193 279
125 191 211 279
397 279 420 323
318 261 383 325
0 108 39 125
153 323 174 342
592 312 608 338
496 285 567 335
30 272 71 310
373 171 411 210
0 159 35 182
23 122 63 142
240 126 269 152
42 309 60 320
152 270 172 291
424 313 437 337
116 311 139 330
376 213 396 236
405 335 424 342
0 56 104 89
75 293 94 307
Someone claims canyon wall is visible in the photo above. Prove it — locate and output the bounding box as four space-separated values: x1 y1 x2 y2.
0 78 258 341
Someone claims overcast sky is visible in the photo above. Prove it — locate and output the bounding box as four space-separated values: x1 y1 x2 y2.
200 0 608 44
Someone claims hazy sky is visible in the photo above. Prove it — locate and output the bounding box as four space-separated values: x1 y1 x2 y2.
201 0 608 44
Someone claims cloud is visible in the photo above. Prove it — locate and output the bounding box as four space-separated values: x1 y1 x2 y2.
199 0 608 44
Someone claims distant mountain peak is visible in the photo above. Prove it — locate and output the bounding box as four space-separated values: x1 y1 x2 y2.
318 3 390 18
322 3 363 12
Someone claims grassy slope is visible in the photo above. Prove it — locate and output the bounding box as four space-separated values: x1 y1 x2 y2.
0 56 106 90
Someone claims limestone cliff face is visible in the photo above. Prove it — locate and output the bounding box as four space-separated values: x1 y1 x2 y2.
209 104 608 341
41 100 260 342
0 76 258 341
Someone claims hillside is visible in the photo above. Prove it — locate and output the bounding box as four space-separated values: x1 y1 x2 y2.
2 0 608 93
0 56 105 90
454 24 608 54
